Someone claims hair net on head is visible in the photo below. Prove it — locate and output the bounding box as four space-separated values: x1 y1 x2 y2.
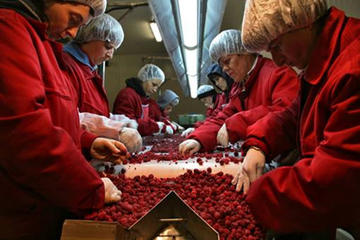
197 85 216 99
137 64 165 83
157 89 179 109
209 29 247 62
242 0 328 52
65 0 107 17
75 14 124 49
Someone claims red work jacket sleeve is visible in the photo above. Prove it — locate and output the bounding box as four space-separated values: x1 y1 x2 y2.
0 12 104 213
225 66 299 143
246 75 360 233
188 98 239 152
242 98 298 159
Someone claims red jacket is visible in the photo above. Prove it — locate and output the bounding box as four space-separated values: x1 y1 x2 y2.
149 99 164 121
194 93 228 128
63 49 110 117
0 8 104 239
243 7 360 233
189 56 299 152
112 79 160 136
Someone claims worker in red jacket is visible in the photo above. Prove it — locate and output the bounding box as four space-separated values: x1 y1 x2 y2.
0 0 126 239
232 0 360 237
206 63 235 120
182 65 235 137
63 14 142 153
63 13 123 117
112 64 173 136
179 29 299 155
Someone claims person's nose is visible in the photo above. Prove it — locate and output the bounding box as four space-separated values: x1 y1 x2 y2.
107 49 114 59
66 27 79 39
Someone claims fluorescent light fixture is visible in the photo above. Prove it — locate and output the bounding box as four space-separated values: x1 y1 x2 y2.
188 74 198 98
183 48 198 75
149 21 162 42
177 0 198 48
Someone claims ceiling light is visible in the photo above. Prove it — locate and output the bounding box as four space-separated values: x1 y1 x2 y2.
188 74 198 98
177 0 198 48
149 21 162 42
183 48 198 76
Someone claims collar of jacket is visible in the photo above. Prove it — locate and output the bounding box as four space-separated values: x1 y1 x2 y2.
304 7 344 85
63 42 97 71
126 77 147 97
244 55 265 90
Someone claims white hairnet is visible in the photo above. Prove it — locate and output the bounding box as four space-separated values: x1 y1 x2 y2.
197 85 216 99
137 64 165 83
209 29 247 62
157 89 179 109
65 0 107 17
75 14 124 49
242 0 328 52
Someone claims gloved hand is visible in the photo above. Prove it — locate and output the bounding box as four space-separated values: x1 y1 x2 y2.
118 127 142 153
109 113 138 129
154 121 166 135
217 123 229 146
232 147 265 193
179 139 201 156
164 125 174 135
181 127 195 137
101 177 121 203
171 121 184 131
126 119 138 129
91 137 130 164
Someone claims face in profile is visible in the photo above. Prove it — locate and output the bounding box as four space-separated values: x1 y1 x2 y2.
200 96 214 109
85 40 116 65
268 27 313 69
163 105 173 115
44 2 92 40
142 79 163 96
213 75 228 92
219 54 253 83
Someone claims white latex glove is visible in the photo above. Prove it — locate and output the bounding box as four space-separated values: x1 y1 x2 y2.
90 137 130 164
165 125 174 135
217 123 229 146
101 177 121 203
154 121 165 135
118 127 142 153
109 113 138 129
181 128 195 137
171 121 184 131
232 147 265 193
179 139 201 156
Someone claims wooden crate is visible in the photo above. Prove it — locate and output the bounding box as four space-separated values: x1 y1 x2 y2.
60 220 133 240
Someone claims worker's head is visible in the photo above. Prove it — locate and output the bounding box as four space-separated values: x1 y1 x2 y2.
157 89 180 115
209 29 257 83
74 14 124 65
197 85 217 109
207 63 233 92
138 64 165 96
44 0 107 40
242 0 327 69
